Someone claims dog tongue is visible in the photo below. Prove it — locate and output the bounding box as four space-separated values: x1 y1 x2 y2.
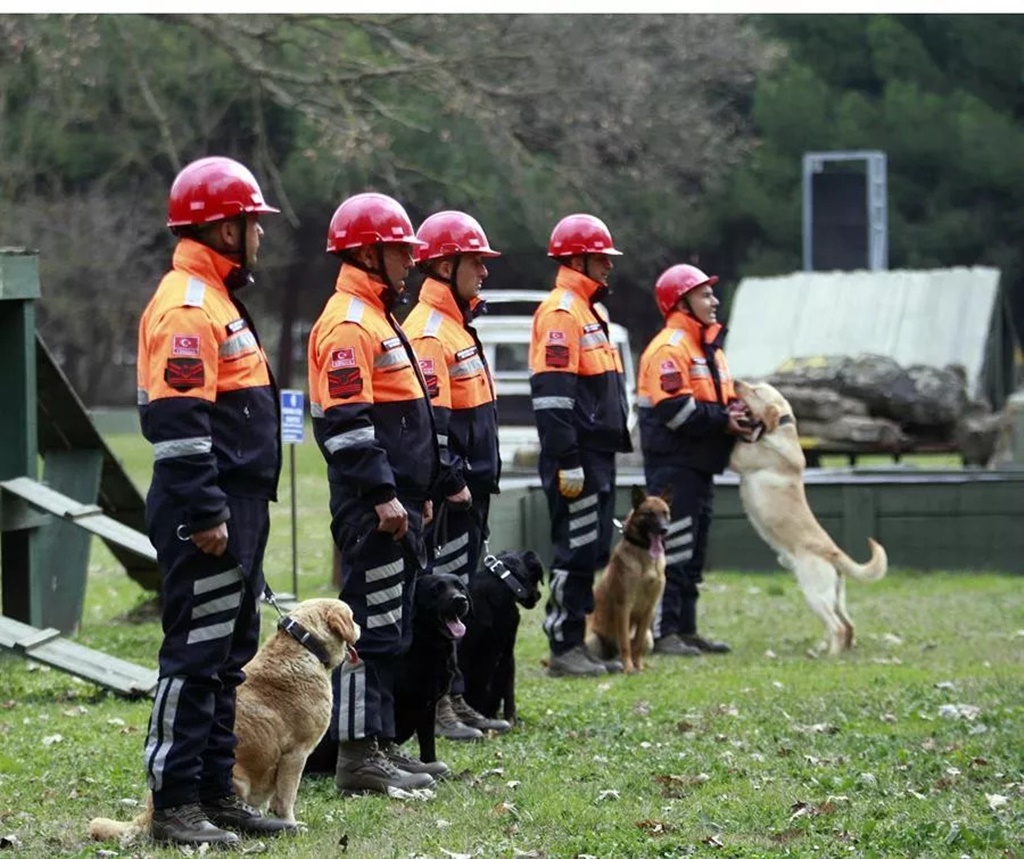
447 618 466 639
649 534 665 559
347 646 360 666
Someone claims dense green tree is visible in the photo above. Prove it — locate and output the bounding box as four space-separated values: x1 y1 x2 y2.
698 14 1024 340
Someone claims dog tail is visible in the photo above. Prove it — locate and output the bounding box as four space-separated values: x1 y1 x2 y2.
835 538 888 582
88 816 142 841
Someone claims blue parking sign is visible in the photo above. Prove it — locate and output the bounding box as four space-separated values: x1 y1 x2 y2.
280 389 305 444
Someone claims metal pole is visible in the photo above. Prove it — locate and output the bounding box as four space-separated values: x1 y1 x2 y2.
290 443 298 599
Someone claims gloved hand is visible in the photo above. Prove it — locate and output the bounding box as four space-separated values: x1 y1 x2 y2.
557 467 585 499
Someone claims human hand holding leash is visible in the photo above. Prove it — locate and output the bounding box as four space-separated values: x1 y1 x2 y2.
192 522 229 556
375 498 409 540
557 467 585 499
422 499 434 526
446 485 472 509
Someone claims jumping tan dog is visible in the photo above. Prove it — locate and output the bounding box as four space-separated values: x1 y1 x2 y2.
585 486 671 673
89 598 360 841
729 380 887 654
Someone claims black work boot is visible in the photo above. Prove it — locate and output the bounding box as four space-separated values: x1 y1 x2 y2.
681 633 731 654
653 633 703 657
434 695 485 741
381 741 452 780
449 694 512 734
151 802 240 846
546 645 606 678
335 737 436 794
201 793 297 836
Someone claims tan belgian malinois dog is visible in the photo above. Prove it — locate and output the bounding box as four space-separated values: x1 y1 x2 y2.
585 486 672 673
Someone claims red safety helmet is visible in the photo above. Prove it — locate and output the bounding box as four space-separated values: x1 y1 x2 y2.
414 210 501 264
547 213 622 258
167 156 279 228
655 264 719 318
326 192 425 254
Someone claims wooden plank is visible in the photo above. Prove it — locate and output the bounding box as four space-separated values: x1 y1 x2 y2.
0 615 157 698
32 449 104 634
0 477 156 563
13 627 62 651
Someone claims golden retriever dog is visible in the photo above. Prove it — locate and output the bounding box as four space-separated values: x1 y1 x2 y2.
89 598 360 840
585 486 671 673
729 380 887 654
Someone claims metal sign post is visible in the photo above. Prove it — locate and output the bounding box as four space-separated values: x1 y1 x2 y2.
279 389 305 599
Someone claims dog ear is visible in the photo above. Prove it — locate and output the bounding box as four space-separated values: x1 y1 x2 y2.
328 604 360 645
659 485 673 506
631 485 646 509
763 403 781 432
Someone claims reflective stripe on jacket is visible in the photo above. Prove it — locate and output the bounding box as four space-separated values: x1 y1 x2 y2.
308 265 439 506
137 239 281 532
528 267 631 469
403 277 501 497
637 310 736 475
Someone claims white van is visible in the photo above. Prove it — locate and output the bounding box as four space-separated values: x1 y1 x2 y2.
473 290 637 468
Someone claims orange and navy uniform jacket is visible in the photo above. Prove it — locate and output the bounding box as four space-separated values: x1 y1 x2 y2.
137 239 281 533
402 277 501 498
308 265 440 507
637 310 737 475
528 267 631 469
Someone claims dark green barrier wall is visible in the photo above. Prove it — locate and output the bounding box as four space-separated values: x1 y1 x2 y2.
488 469 1024 574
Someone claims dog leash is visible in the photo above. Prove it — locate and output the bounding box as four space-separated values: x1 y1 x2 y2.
482 553 532 602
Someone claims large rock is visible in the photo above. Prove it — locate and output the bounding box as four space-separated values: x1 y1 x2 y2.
799 415 907 447
769 354 970 429
774 385 869 423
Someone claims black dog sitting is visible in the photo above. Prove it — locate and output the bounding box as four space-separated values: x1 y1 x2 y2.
393 572 470 764
302 571 469 776
459 550 544 726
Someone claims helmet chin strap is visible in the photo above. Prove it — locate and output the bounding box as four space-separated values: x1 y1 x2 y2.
223 216 255 291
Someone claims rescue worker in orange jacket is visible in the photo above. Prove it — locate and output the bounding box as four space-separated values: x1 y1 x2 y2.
529 213 632 678
403 210 511 739
307 192 444 794
137 156 293 845
637 264 753 658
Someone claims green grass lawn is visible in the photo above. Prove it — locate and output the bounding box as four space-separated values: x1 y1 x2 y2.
1 435 1022 858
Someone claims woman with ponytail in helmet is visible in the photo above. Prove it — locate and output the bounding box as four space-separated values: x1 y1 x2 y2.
138 156 294 844
636 264 753 659
307 192 445 794
402 210 511 740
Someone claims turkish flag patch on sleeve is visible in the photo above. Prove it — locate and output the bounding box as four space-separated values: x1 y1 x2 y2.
659 359 683 393
418 358 440 398
164 357 205 391
328 366 363 399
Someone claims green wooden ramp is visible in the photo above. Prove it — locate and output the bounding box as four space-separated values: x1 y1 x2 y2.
36 333 160 592
0 614 158 698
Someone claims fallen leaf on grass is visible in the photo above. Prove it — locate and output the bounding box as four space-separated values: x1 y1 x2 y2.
764 649 778 659
1 702 15 710
907 789 928 800
633 700 651 717
511 851 543 858
702 835 724 848
41 734 63 746
494 801 519 818
385 786 435 801
106 718 126 727
934 681 956 691
635 819 674 835
676 720 697 733
794 722 839 735
597 789 620 801
770 828 802 844
62 706 88 717
986 794 1009 810
939 704 981 721
715 704 739 717
881 633 903 646
440 850 473 859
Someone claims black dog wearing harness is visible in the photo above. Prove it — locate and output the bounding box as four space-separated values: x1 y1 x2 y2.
458 550 544 726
